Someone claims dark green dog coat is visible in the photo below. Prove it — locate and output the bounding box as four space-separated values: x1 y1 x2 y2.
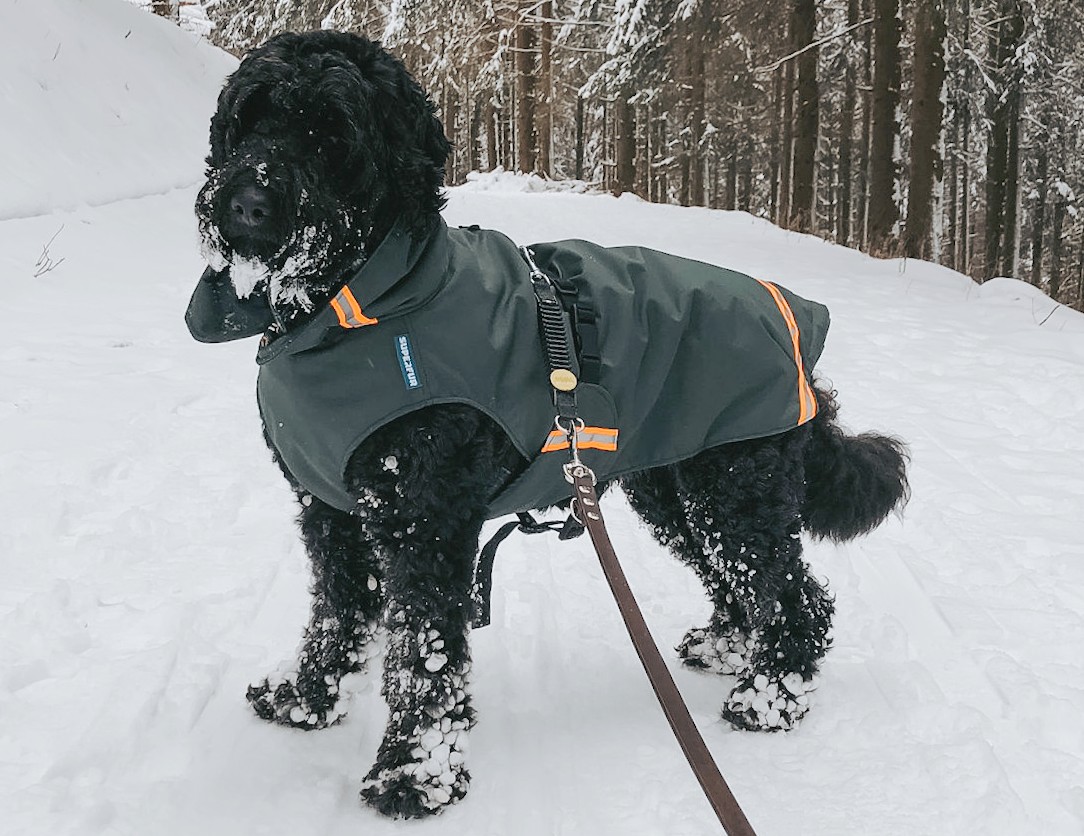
186 218 830 519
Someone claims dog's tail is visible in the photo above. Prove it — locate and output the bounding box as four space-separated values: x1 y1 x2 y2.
801 382 910 542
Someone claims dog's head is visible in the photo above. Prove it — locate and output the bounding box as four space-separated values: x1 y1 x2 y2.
195 31 450 325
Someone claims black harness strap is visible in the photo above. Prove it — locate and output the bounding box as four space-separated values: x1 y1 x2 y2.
471 246 593 629
549 273 601 385
523 246 579 421
472 511 583 629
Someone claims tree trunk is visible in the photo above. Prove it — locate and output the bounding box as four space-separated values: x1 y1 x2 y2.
1002 88 1022 278
946 116 958 269
958 0 972 275
442 83 455 185
726 152 738 212
656 116 669 203
984 0 1025 279
770 67 783 221
960 105 971 275
574 95 585 181
514 4 537 174
485 101 498 171
686 22 706 207
469 93 482 174
903 0 946 260
868 0 902 255
614 92 636 196
602 98 611 191
642 103 653 199
857 0 873 248
1050 197 1065 299
779 46 795 226
1077 224 1084 305
791 0 819 233
538 0 553 177
503 95 514 170
1030 146 1048 286
838 0 859 246
740 145 753 212
824 154 835 236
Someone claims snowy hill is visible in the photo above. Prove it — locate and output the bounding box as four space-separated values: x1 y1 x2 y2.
0 0 235 218
2 2 1084 835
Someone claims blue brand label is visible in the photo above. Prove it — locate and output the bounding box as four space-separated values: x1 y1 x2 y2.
396 334 422 390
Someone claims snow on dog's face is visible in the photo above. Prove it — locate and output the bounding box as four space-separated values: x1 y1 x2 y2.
196 31 450 326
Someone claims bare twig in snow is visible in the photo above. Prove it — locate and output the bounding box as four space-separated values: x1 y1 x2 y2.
34 226 66 278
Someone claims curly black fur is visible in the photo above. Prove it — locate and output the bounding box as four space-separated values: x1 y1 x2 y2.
197 30 449 325
802 386 911 542
196 31 909 818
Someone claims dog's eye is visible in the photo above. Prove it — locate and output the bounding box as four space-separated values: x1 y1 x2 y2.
233 90 271 137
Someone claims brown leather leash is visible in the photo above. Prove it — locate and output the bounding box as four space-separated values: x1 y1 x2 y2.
567 461 758 836
518 244 758 834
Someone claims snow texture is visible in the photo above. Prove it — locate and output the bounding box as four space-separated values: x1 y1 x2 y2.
2 2 1084 834
0 0 234 220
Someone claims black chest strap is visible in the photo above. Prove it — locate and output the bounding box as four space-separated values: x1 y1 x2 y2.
472 246 602 628
471 511 584 629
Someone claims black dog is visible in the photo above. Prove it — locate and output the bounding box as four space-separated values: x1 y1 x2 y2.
188 30 908 819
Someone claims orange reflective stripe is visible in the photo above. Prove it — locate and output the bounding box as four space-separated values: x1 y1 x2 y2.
579 427 619 451
540 426 619 453
331 287 378 328
756 280 818 425
330 296 352 328
540 431 569 453
342 287 378 325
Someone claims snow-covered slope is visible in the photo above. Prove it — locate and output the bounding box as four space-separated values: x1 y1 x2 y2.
0 0 236 219
3 3 1084 835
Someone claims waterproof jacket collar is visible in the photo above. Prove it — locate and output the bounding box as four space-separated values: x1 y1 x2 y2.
255 217 451 364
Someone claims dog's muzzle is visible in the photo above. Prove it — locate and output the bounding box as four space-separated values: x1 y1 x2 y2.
227 185 276 233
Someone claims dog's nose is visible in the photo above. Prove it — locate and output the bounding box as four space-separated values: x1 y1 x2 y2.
229 186 274 228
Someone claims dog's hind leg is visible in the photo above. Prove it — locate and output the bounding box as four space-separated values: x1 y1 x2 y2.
247 494 384 730
622 467 751 676
673 431 835 732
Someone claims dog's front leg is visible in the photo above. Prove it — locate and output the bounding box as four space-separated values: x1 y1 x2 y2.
248 494 384 729
349 406 511 818
358 514 478 818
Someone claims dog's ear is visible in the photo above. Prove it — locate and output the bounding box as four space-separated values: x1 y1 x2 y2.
207 34 297 169
207 70 265 168
206 82 234 168
344 36 451 236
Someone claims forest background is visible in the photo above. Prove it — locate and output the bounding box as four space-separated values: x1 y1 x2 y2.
146 0 1084 314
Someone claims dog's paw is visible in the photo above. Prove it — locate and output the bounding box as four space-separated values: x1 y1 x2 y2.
721 672 814 732
360 720 471 818
677 626 754 676
246 671 347 730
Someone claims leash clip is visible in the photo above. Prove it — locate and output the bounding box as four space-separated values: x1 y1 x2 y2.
556 415 593 483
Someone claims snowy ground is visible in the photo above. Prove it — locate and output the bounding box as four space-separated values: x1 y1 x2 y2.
3 2 1084 835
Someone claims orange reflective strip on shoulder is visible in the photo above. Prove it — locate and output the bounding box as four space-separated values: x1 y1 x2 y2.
331 287 378 328
341 287 378 325
756 279 818 425
330 296 352 328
